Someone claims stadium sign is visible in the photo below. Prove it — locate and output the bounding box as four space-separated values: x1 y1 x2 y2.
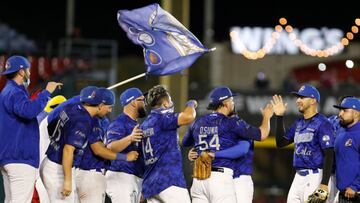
230 27 343 55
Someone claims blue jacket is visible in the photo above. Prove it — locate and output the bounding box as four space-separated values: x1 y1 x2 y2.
0 80 50 168
335 121 360 192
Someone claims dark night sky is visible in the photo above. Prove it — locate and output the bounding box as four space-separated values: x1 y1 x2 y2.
1 0 359 56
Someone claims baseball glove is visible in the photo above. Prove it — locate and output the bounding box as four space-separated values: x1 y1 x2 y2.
306 188 329 203
192 151 212 180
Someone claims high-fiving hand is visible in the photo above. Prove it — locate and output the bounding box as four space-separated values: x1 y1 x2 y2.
271 95 287 116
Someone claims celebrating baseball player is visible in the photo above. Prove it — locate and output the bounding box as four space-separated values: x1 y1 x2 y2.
272 84 335 203
183 86 274 203
333 97 360 202
0 55 62 203
75 87 140 203
105 87 146 203
140 85 197 203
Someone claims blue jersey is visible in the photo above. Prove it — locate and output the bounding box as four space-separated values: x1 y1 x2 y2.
284 113 335 170
234 140 254 177
140 108 185 198
335 121 360 191
106 113 144 178
183 113 261 171
46 104 92 167
0 80 50 168
78 117 109 171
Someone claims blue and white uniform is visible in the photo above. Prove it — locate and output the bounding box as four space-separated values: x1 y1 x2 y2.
284 113 335 203
0 79 50 203
75 117 109 203
141 108 191 203
106 113 144 203
183 112 261 203
40 104 92 202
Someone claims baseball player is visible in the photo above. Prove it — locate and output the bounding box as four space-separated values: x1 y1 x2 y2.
140 85 197 203
183 86 273 203
75 87 139 203
333 97 360 202
0 55 62 203
105 88 146 203
40 86 105 202
35 95 67 203
272 84 335 203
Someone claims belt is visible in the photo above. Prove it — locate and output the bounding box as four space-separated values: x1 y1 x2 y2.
211 167 225 173
76 168 104 174
296 169 319 176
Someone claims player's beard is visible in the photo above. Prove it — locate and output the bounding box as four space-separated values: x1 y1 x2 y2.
138 106 147 118
340 117 354 127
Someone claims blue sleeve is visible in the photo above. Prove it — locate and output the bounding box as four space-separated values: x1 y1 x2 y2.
161 113 179 130
284 122 297 141
317 121 335 149
182 123 195 147
230 118 261 141
5 89 50 120
106 122 127 144
215 140 251 159
65 120 90 149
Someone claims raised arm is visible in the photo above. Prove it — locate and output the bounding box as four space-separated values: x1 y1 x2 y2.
258 103 274 141
178 100 197 126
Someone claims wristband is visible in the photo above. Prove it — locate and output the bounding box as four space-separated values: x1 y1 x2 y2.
186 100 196 108
116 153 126 161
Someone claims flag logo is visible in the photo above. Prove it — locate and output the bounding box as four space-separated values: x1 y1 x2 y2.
138 32 155 46
146 50 162 65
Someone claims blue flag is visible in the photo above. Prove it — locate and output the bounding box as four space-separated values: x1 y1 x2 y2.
117 3 211 76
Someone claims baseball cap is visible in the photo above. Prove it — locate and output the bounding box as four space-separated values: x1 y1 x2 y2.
96 87 115 105
209 86 238 104
333 97 360 111
80 86 98 104
2 55 30 75
120 88 143 106
291 84 320 102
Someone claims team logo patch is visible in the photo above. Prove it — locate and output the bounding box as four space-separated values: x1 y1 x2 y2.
345 139 352 147
138 32 155 46
322 135 330 141
145 49 162 65
88 90 96 99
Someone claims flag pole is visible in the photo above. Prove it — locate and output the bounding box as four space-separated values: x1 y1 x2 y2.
107 73 146 90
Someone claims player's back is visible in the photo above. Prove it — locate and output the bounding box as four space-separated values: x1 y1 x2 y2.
140 109 186 198
191 112 239 169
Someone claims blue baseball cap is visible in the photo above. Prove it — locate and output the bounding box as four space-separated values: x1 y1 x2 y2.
333 97 360 111
291 84 320 102
120 88 143 106
209 86 238 104
96 87 115 105
80 86 98 104
2 55 30 75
